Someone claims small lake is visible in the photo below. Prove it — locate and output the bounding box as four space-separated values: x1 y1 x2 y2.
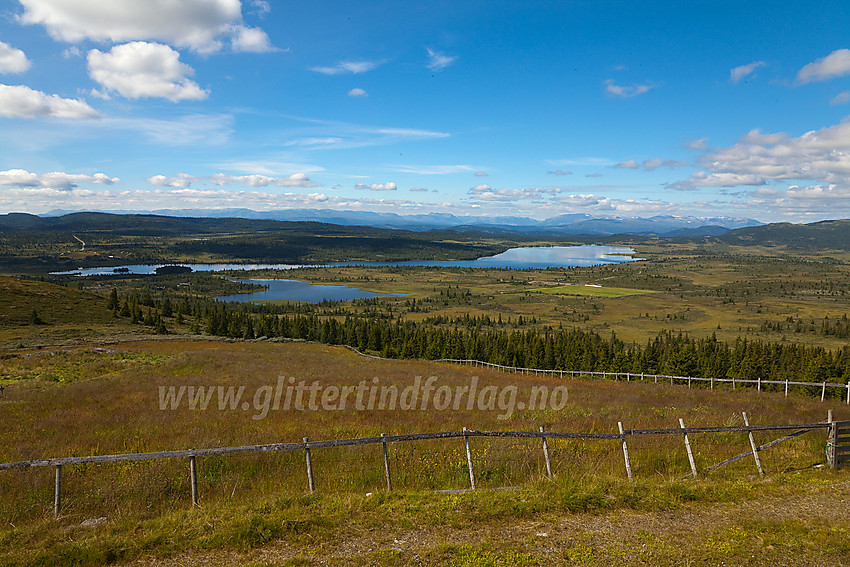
51 245 640 276
218 279 406 303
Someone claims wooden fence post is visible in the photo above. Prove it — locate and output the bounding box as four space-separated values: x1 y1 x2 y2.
742 412 764 476
540 426 553 479
463 427 476 490
304 437 315 493
189 455 199 506
618 422 633 481
846 382 850 404
822 382 827 402
679 418 698 478
785 379 789 398
54 464 62 517
827 410 836 469
381 433 392 491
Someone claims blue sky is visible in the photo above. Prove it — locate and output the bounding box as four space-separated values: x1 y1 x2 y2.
1 0 850 222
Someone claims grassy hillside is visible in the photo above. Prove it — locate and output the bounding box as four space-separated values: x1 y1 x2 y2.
0 340 848 565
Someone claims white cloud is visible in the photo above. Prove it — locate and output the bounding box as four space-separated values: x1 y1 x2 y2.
730 61 766 83
553 193 676 214
426 48 456 71
474 171 488 177
604 79 655 98
146 172 317 189
0 168 118 190
0 83 99 119
547 170 572 176
87 42 208 102
409 187 430 192
355 182 397 191
108 113 233 145
831 91 850 106
670 172 766 191
231 25 276 53
670 119 850 191
797 49 850 84
617 158 690 171
686 138 709 150
62 46 81 59
312 60 381 75
209 172 317 187
146 173 198 189
18 0 270 54
249 0 270 16
0 42 31 74
281 120 449 151
347 88 368 97
468 185 562 202
390 164 477 175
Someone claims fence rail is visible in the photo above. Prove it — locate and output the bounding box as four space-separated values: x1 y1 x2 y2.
434 358 850 403
3 416 846 517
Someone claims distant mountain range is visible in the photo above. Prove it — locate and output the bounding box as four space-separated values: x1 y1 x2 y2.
38 208 762 237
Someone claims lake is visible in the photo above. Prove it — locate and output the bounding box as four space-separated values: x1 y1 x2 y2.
50 245 640 303
217 279 407 303
51 245 640 276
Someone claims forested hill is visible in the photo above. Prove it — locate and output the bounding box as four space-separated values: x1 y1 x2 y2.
718 219 850 250
0 212 528 264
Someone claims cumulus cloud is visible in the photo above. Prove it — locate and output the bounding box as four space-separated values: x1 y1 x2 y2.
88 42 207 102
18 0 272 54
0 42 31 74
0 83 99 118
797 49 850 84
231 25 276 53
0 168 118 190
355 182 397 191
468 185 562 201
604 79 655 98
347 88 368 97
312 60 381 75
730 61 766 83
615 160 639 169
146 173 198 189
670 119 850 192
426 48 456 71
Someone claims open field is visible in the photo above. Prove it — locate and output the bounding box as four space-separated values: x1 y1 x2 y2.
529 284 656 297
1 339 849 565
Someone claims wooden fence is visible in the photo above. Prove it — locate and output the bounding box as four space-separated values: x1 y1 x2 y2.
1 414 846 517
435 358 850 403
